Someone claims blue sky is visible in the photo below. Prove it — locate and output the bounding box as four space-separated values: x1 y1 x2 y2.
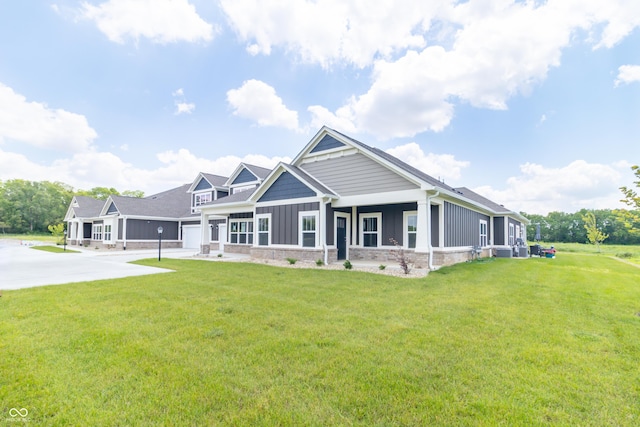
1 0 639 215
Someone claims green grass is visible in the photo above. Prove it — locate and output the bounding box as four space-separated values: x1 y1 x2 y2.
539 242 640 265
30 245 80 254
0 233 58 243
1 255 640 425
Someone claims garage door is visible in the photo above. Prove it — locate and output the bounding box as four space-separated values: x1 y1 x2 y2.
182 226 201 249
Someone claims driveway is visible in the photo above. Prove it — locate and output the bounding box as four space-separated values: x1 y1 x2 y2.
0 240 202 291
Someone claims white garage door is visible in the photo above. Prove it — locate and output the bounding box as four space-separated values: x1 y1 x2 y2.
182 226 201 249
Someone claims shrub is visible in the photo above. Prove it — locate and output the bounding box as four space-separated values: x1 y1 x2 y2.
343 260 352 270
316 259 324 266
217 253 223 258
379 265 386 270
616 252 633 259
389 238 412 274
286 258 297 265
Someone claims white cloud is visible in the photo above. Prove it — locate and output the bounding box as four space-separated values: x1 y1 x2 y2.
80 0 215 44
615 64 640 86
473 160 630 215
220 0 438 68
223 1 640 139
385 142 469 182
227 80 300 131
0 83 97 152
0 147 289 195
171 88 195 115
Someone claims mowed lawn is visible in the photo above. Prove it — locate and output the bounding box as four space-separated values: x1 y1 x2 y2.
1 254 639 426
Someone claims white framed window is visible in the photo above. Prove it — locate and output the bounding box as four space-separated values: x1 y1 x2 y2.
509 223 515 245
104 224 112 242
360 213 382 248
92 224 103 240
256 214 270 246
194 192 212 206
479 220 488 247
230 219 253 245
403 211 418 249
299 211 319 248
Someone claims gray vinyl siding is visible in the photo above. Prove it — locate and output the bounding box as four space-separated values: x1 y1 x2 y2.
494 217 505 245
194 178 211 191
258 172 315 202
232 169 258 185
125 219 179 240
256 202 320 245
431 204 439 247
230 212 253 219
443 202 490 247
357 203 417 246
118 219 123 239
300 153 418 196
310 134 345 153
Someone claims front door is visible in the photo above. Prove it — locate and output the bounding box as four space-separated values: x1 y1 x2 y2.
336 217 347 260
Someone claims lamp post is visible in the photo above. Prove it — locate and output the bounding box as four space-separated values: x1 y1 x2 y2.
157 226 163 261
63 229 67 251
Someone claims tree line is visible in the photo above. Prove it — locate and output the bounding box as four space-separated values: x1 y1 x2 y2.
0 179 143 234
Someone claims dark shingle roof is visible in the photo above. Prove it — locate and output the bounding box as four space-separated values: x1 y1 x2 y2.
200 173 228 187
453 187 510 213
243 163 272 180
73 196 104 218
109 184 192 218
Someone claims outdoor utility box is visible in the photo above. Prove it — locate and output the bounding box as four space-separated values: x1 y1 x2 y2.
496 248 512 258
517 247 528 258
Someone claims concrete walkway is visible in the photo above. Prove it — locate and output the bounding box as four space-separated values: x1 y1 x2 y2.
0 240 231 291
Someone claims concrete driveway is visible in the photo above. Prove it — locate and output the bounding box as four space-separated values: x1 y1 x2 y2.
0 240 202 291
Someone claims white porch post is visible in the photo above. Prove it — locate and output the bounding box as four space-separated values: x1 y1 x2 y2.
415 198 429 253
351 206 357 246
200 211 211 255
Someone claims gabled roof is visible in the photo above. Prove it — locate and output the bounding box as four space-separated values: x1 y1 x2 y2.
101 184 192 218
294 126 525 218
249 162 338 202
225 163 272 187
187 172 228 193
64 195 104 220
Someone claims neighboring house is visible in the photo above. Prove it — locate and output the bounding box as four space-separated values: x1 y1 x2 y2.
197 126 529 268
64 195 106 246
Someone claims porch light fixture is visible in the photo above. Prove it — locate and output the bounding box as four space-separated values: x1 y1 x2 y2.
157 226 163 261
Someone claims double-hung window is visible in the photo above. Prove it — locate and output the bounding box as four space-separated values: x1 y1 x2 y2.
92 224 103 240
230 219 253 244
404 211 417 249
479 220 488 247
361 213 382 247
256 214 270 246
299 211 319 248
194 192 212 206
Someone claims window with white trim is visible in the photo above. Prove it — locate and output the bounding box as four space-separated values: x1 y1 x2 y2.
194 192 212 206
256 214 270 246
360 213 382 247
92 224 103 240
509 223 515 245
404 211 417 249
230 219 253 244
299 211 319 248
104 224 112 242
479 220 488 247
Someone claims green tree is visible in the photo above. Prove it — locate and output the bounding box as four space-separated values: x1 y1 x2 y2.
48 223 65 244
616 165 640 237
582 211 609 251
76 187 121 200
122 189 145 198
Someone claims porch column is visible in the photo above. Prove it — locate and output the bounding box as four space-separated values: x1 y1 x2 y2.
415 198 429 253
200 211 211 255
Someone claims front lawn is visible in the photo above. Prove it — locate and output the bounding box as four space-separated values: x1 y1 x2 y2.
1 254 639 425
30 245 79 254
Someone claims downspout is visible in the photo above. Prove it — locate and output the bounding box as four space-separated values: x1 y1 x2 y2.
122 216 127 250
323 198 330 265
427 190 439 271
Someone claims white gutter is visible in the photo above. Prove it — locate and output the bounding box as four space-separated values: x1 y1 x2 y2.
427 190 440 271
322 198 330 265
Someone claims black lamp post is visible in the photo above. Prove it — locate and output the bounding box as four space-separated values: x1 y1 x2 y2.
63 229 67 251
157 226 163 261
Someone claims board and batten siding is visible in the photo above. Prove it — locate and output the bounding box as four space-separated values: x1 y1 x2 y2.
125 219 179 240
443 201 490 247
357 203 417 247
494 217 505 245
300 153 418 196
256 202 320 245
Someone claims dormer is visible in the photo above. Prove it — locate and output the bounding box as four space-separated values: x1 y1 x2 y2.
187 172 229 213
224 163 272 195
